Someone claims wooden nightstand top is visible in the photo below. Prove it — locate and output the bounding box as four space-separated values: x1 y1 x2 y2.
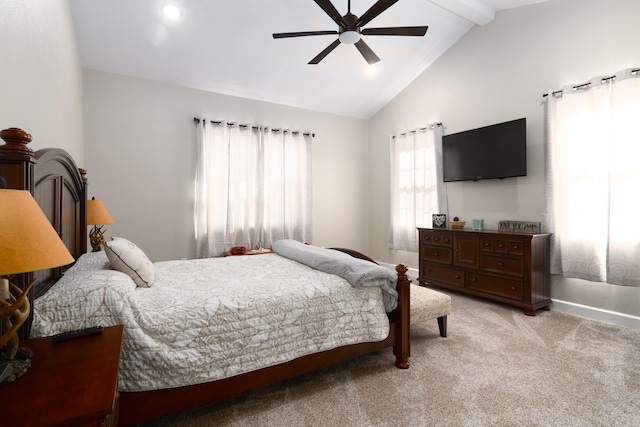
0 325 123 427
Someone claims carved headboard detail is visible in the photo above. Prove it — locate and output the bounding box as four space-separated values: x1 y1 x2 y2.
0 128 88 339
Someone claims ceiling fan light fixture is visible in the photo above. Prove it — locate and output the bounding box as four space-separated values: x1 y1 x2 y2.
163 5 180 19
339 30 360 44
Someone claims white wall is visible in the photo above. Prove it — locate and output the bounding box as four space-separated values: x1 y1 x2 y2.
0 0 83 161
368 0 640 319
83 70 369 261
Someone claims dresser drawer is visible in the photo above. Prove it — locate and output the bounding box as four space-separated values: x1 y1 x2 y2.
481 254 523 277
468 272 523 301
422 232 452 247
481 238 524 256
421 246 452 264
420 263 465 288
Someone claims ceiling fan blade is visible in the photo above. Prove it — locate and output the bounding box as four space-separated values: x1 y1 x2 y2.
308 39 342 64
354 39 380 65
273 30 338 39
355 0 399 28
313 0 347 28
362 26 428 36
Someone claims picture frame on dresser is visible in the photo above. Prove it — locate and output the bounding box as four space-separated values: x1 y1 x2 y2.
432 214 447 228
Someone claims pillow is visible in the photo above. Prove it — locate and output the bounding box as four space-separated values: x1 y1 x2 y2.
104 237 155 287
68 251 110 273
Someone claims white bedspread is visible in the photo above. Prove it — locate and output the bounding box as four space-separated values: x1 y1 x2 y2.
31 251 390 392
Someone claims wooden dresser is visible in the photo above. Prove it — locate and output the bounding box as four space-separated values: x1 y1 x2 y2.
417 228 551 315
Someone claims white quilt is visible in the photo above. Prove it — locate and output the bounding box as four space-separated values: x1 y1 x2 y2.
31 251 390 392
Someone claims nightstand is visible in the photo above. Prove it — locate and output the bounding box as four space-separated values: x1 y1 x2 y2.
0 325 123 427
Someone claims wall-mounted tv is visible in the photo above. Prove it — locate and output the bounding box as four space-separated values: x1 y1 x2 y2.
442 118 527 182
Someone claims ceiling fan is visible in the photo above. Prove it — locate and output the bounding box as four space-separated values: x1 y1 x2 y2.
273 0 428 65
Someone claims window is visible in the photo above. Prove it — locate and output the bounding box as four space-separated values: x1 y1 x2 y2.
388 124 448 252
194 120 312 257
544 68 640 286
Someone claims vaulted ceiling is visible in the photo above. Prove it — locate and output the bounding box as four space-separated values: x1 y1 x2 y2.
70 0 550 119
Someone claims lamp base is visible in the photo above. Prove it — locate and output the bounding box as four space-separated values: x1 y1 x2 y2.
0 277 35 383
89 225 106 252
0 337 32 384
0 353 32 384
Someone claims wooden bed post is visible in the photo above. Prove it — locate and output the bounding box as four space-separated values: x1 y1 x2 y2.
393 264 410 369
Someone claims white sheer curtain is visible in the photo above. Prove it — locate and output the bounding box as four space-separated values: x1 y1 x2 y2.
388 124 448 252
262 129 313 245
195 120 312 258
544 67 640 286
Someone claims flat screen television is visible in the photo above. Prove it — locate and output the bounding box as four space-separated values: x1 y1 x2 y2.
442 118 527 182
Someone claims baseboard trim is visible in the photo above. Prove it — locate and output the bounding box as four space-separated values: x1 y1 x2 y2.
550 299 640 330
379 262 640 330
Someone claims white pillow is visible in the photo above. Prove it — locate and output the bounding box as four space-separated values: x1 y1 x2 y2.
104 237 155 287
68 251 110 273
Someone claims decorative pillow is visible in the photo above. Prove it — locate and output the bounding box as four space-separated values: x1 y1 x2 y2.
104 237 155 287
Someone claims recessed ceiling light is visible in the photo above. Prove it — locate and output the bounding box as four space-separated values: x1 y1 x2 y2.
367 65 377 75
163 5 180 19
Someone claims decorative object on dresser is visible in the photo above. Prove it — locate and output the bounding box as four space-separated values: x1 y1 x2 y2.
449 216 465 229
418 227 551 316
87 197 114 252
0 325 122 427
472 218 485 231
0 188 74 383
498 220 541 234
432 214 447 228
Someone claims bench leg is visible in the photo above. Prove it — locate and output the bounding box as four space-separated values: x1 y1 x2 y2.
437 315 447 337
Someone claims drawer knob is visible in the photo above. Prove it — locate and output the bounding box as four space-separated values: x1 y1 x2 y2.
511 286 517 290
455 274 460 279
434 252 439 257
498 262 504 266
472 278 478 282
498 244 504 248
426 268 431 272
513 245 519 249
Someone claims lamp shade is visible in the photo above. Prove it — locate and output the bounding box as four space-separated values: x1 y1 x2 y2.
0 189 74 276
87 198 114 225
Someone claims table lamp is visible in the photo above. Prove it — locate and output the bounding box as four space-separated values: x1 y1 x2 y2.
0 187 74 383
87 197 114 252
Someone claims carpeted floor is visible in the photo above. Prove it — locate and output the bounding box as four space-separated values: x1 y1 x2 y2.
135 290 640 427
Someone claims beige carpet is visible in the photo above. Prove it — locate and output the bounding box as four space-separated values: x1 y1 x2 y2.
135 290 640 427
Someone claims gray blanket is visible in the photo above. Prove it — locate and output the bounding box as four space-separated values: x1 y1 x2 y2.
272 239 398 312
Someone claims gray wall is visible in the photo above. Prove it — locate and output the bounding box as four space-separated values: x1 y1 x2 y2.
0 0 83 161
367 0 640 319
82 70 369 262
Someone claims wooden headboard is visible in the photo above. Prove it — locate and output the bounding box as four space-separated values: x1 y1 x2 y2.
0 128 88 339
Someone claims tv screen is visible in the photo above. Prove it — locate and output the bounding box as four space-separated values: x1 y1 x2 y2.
442 118 527 182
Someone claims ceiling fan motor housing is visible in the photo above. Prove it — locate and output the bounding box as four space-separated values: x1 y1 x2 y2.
339 13 360 44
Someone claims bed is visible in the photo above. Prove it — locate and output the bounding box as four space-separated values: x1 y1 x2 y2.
0 127 411 426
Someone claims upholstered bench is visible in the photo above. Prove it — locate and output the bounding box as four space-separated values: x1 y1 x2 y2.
410 284 451 337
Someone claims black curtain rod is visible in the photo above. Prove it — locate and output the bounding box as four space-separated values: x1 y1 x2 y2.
542 67 640 98
194 118 314 137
